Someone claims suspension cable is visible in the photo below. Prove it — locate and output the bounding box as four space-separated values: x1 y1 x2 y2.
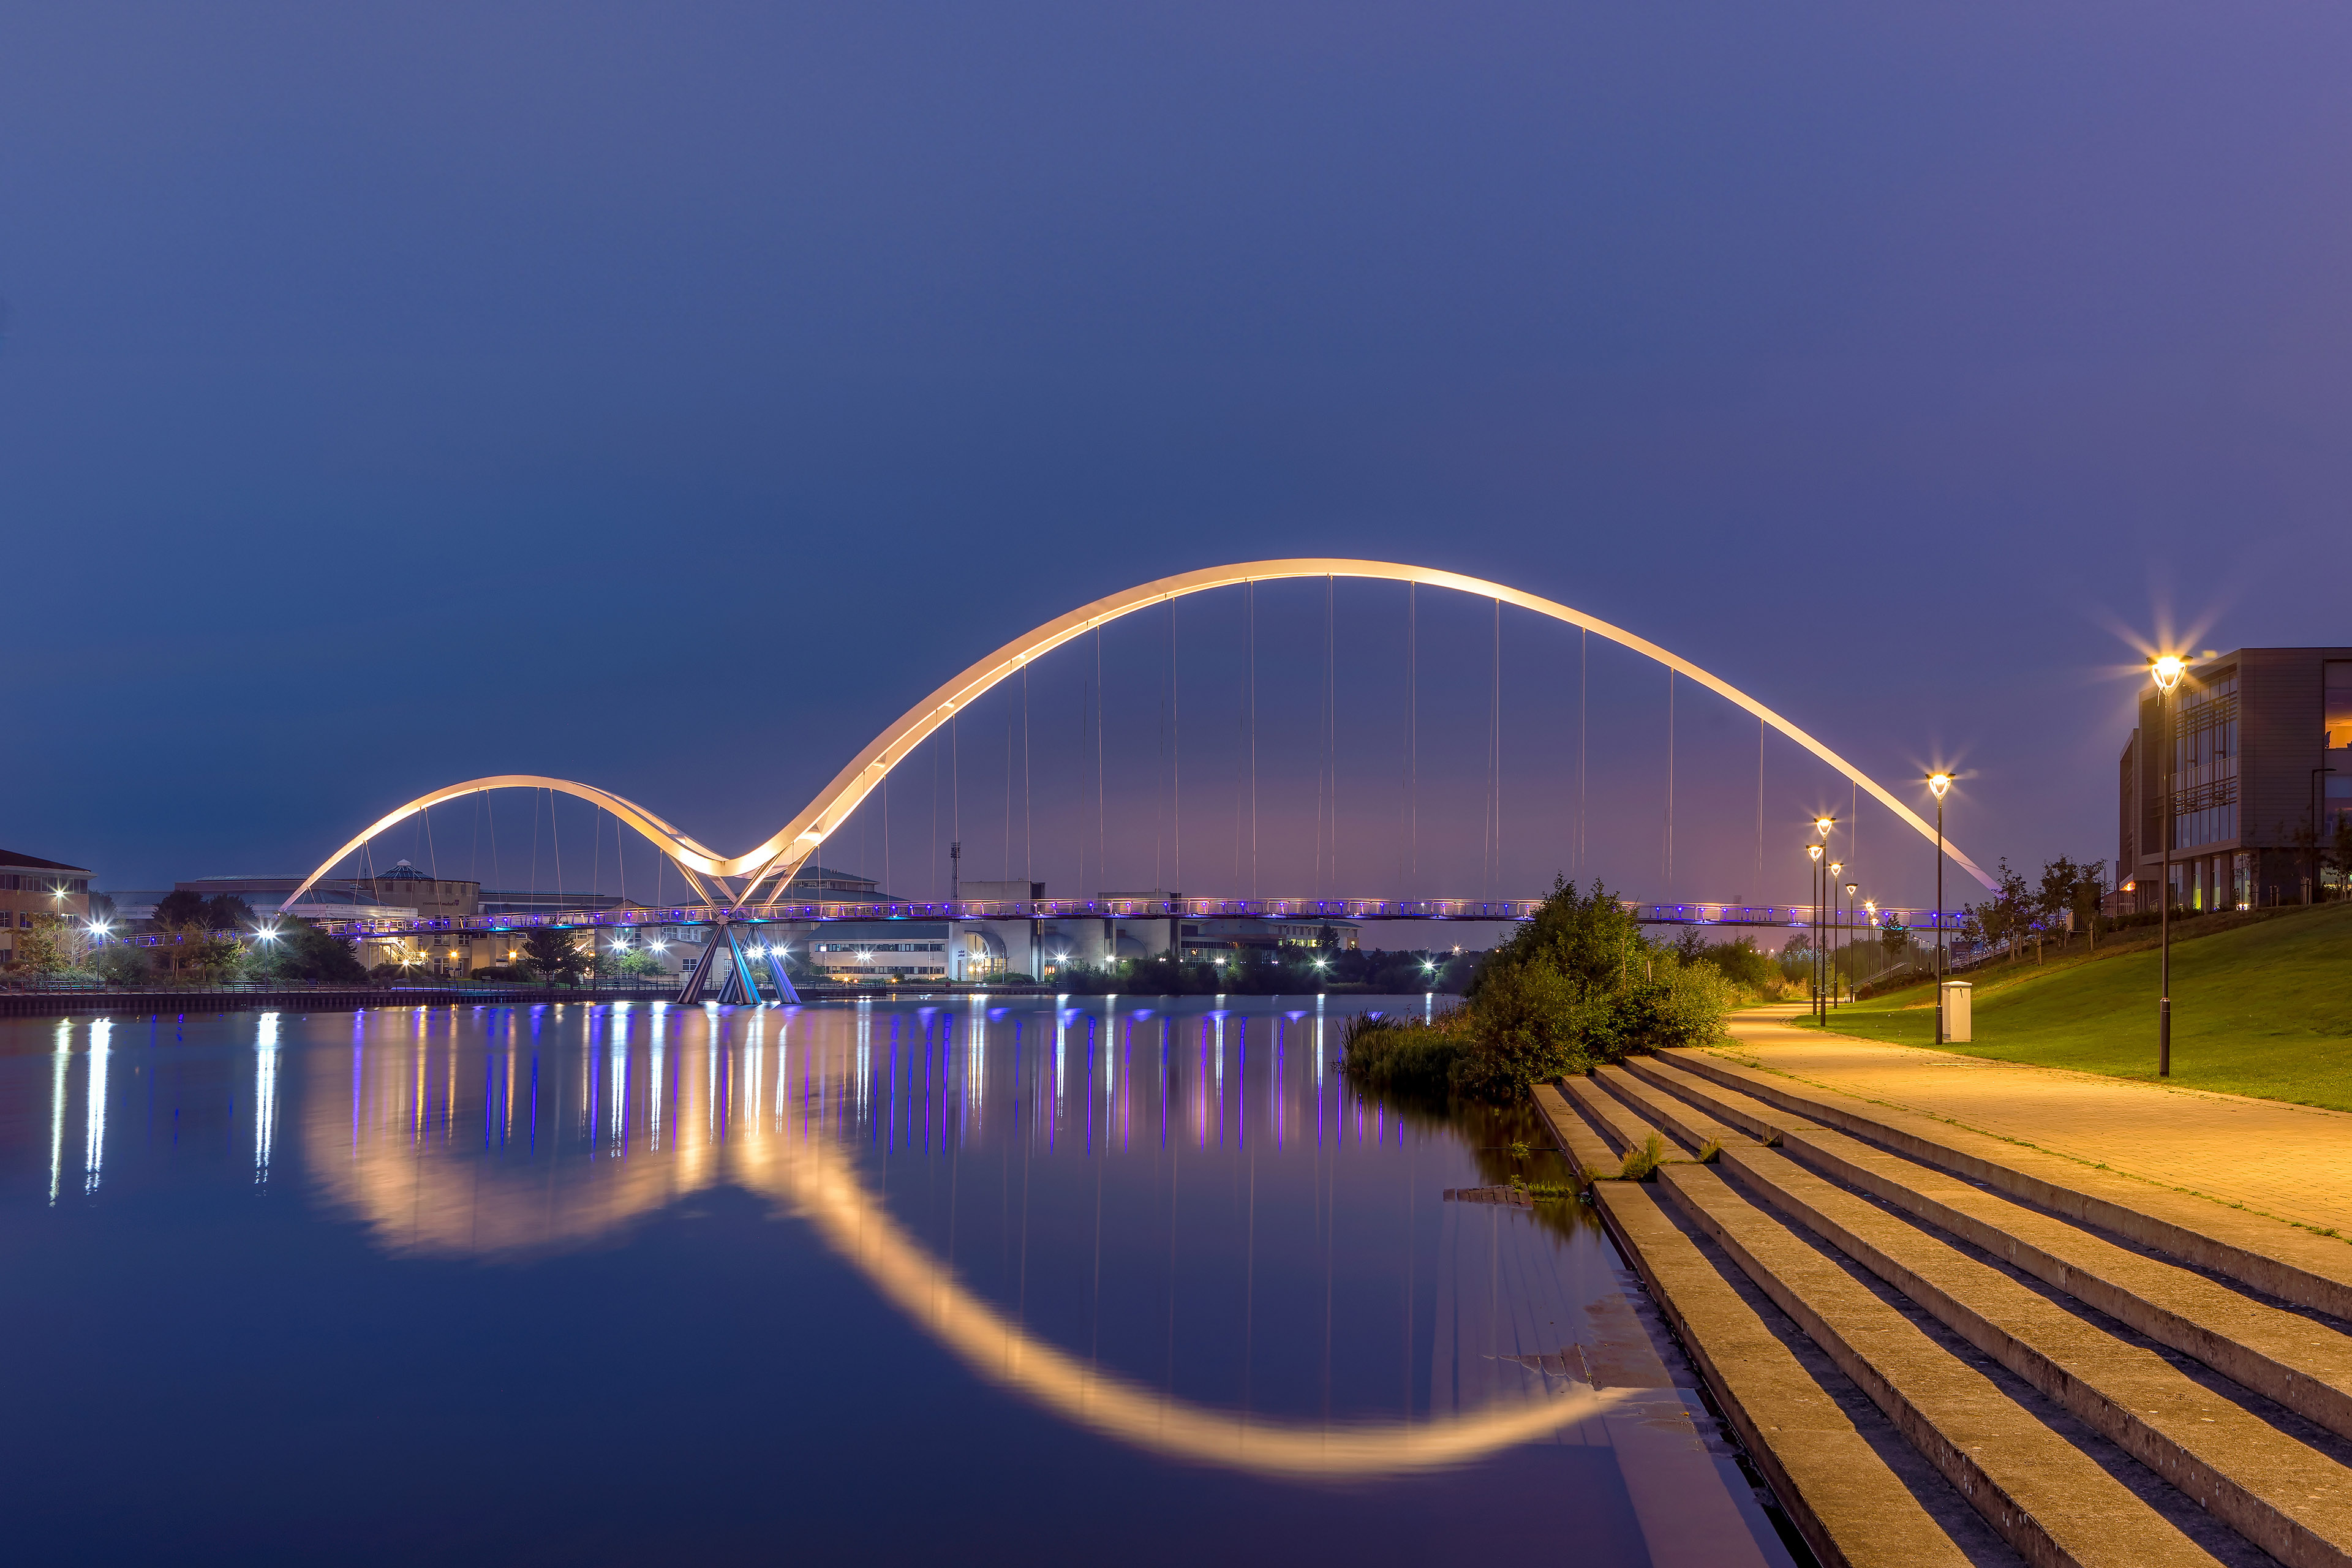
1408 583 1418 893
1579 627 1588 878
1170 600 1181 891
1250 582 1258 897
1022 662 1032 888
1095 625 1105 895
1666 669 1675 893
1005 690 1014 881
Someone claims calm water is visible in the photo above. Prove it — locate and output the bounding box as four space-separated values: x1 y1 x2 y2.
2 997 1799 1567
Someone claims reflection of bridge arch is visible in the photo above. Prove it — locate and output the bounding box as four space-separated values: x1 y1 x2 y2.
309 1006 1634 1477
285 559 1995 910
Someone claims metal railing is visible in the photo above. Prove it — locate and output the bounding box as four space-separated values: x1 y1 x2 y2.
316 895 1970 939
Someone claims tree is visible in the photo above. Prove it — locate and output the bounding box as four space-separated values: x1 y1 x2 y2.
266 925 368 984
152 891 256 932
152 890 207 929
12 914 80 974
1966 859 2035 962
2037 856 2081 949
93 943 151 987
520 927 589 986
156 924 243 982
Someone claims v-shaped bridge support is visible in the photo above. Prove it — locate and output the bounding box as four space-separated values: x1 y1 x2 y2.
675 922 802 1006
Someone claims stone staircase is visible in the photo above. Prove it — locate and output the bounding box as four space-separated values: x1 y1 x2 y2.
1536 1050 2352 1568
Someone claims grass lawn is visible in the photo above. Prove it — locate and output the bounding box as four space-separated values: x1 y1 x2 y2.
1790 902 2352 1111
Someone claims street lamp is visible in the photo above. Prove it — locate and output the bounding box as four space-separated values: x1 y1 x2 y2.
1806 842 1826 1022
1828 861 1845 1006
1842 881 1858 1003
2151 654 2188 1076
1927 773 1952 1041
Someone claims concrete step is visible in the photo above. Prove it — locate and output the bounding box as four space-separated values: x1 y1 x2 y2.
1559 1074 1676 1164
1553 1074 2225 1568
1594 1178 1981 1568
1529 1085 1987 1567
1653 1152 2222 1568
1531 1082 1621 1185
1661 1046 2352 1322
1590 1069 2352 1568
1621 1053 2352 1445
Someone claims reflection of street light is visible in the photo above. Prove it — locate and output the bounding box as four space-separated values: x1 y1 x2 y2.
2150 655 2188 1076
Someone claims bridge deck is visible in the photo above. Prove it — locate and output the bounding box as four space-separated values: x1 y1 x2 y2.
311 897 1967 939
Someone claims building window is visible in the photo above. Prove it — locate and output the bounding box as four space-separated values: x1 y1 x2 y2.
2170 673 2238 850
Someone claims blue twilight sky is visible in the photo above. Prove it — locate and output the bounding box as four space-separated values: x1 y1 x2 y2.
3 2 2348 911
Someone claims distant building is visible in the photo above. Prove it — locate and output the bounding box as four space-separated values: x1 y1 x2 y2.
773 864 885 900
1182 917 1360 955
1 848 94 966
2117 647 2352 911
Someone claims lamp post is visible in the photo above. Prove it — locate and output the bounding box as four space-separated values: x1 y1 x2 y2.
1827 861 1845 1006
1927 774 1951 1044
2151 654 2187 1076
1807 840 1826 1022
1842 880 1858 1004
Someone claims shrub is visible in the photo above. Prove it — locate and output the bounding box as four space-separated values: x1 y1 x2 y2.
1339 1012 1463 1096
1619 1133 1669 1181
92 944 152 988
1440 878 1733 1102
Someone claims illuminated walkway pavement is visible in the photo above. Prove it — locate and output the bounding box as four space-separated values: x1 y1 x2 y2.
1712 1005 2352 1242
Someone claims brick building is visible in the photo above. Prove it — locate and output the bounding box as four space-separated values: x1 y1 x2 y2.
1 848 96 967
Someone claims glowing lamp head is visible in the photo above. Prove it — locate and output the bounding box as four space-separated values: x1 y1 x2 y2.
1814 816 1834 839
1806 844 1823 863
2150 654 2187 694
1828 861 1843 877
1845 883 1858 895
1927 772 1953 801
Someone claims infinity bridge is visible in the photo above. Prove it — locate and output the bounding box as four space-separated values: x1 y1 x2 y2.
285 559 1992 1000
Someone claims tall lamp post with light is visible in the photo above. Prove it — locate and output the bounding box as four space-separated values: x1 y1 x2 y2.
1826 861 1845 1005
1927 773 1952 1045
1842 880 1858 1004
1806 839 1826 1023
2151 654 2187 1077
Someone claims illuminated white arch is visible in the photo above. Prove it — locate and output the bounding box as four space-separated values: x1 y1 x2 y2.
285 559 1995 911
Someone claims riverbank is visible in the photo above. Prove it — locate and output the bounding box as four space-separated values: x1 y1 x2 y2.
1535 1005 2352 1568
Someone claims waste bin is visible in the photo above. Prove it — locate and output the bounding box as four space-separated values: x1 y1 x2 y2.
1939 980 1972 1044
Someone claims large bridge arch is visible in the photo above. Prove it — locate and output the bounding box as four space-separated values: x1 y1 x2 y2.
284 559 1995 911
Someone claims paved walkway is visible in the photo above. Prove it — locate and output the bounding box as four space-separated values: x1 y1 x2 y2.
1714 1005 2352 1240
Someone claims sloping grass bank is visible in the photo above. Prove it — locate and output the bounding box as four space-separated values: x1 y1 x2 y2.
1794 902 2352 1110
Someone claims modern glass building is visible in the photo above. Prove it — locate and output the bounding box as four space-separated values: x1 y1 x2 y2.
2117 647 2352 911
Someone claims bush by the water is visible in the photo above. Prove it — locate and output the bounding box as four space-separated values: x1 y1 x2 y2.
1341 878 1733 1103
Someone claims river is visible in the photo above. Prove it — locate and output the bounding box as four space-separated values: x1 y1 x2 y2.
1 995 1801 1566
